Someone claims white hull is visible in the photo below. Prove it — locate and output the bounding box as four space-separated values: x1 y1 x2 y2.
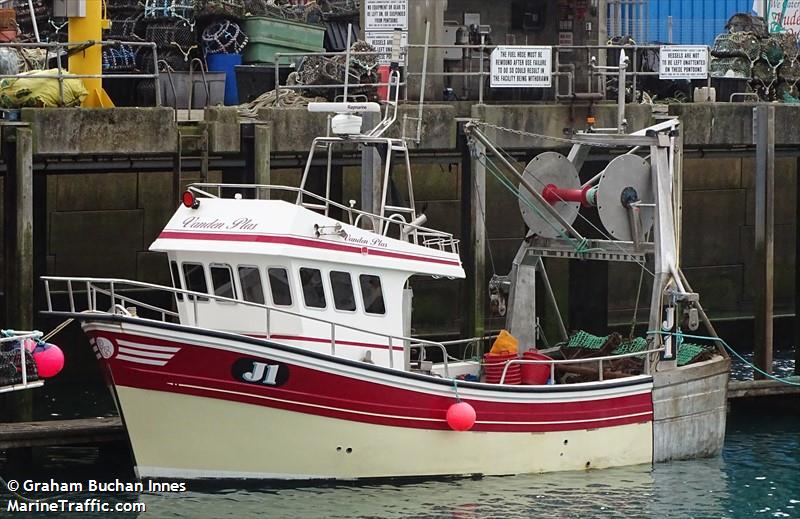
120 385 653 480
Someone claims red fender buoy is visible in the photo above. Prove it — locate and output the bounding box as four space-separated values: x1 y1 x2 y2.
31 343 65 379
446 402 476 431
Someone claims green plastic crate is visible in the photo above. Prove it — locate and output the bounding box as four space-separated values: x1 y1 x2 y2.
243 17 326 65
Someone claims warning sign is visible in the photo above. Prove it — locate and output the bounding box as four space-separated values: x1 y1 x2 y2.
364 0 408 31
659 46 708 80
364 31 408 66
490 46 552 88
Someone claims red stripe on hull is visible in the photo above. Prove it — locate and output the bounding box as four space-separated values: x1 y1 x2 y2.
88 329 654 433
157 230 461 267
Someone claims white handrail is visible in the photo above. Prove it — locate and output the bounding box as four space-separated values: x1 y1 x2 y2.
186 183 460 255
497 348 665 385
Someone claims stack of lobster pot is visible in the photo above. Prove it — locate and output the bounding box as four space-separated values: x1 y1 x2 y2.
195 0 247 104
13 0 58 42
105 0 147 73
140 0 198 72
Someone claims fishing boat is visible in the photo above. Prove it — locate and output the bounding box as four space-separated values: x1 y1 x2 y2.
40 61 729 480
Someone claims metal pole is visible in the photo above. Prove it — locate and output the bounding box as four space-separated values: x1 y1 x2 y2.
617 50 627 133
754 105 775 379
537 257 569 342
26 0 39 42
343 23 353 101
418 22 430 139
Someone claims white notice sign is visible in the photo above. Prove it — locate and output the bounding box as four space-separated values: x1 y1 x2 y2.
490 46 552 88
365 0 408 31
365 31 408 66
659 46 708 80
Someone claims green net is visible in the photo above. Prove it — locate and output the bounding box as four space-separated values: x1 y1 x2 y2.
565 330 715 367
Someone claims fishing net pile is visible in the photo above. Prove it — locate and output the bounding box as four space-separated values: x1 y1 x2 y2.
293 39 378 98
239 39 379 109
243 0 324 24
554 330 716 383
710 13 800 101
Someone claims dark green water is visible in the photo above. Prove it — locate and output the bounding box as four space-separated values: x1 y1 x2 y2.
0 409 798 518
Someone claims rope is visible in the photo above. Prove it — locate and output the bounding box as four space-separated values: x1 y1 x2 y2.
42 318 73 343
651 330 800 386
451 377 461 402
629 261 646 339
473 121 619 149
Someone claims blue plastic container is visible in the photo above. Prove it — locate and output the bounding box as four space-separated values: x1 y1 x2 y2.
207 53 243 105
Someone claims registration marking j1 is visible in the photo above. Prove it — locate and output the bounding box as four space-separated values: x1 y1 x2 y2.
242 362 280 385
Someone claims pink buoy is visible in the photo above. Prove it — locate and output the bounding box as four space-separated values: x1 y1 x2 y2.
446 401 476 432
31 342 65 379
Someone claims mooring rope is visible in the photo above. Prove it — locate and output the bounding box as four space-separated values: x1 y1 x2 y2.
41 319 74 343
651 330 800 386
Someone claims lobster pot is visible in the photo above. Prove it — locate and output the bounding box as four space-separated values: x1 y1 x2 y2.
201 19 248 55
144 18 198 66
0 347 38 386
103 45 139 72
193 0 244 20
139 47 193 72
108 0 145 16
108 14 146 41
144 0 194 21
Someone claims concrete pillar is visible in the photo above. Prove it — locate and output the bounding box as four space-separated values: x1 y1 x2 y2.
754 105 775 379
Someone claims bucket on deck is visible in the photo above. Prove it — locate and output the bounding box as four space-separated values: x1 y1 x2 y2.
521 350 552 385
483 352 521 385
206 53 242 105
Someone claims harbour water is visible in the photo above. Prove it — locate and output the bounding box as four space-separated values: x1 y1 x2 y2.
0 402 796 518
1 352 797 518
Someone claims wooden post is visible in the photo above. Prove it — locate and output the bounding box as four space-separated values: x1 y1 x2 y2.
471 135 487 342
796 157 800 375
1 125 34 466
254 124 271 197
458 123 486 341
754 105 774 379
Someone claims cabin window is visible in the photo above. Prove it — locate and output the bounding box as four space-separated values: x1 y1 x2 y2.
359 274 386 315
267 268 293 306
238 266 265 305
182 263 209 301
169 261 183 301
210 264 236 299
330 271 356 312
299 268 326 309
